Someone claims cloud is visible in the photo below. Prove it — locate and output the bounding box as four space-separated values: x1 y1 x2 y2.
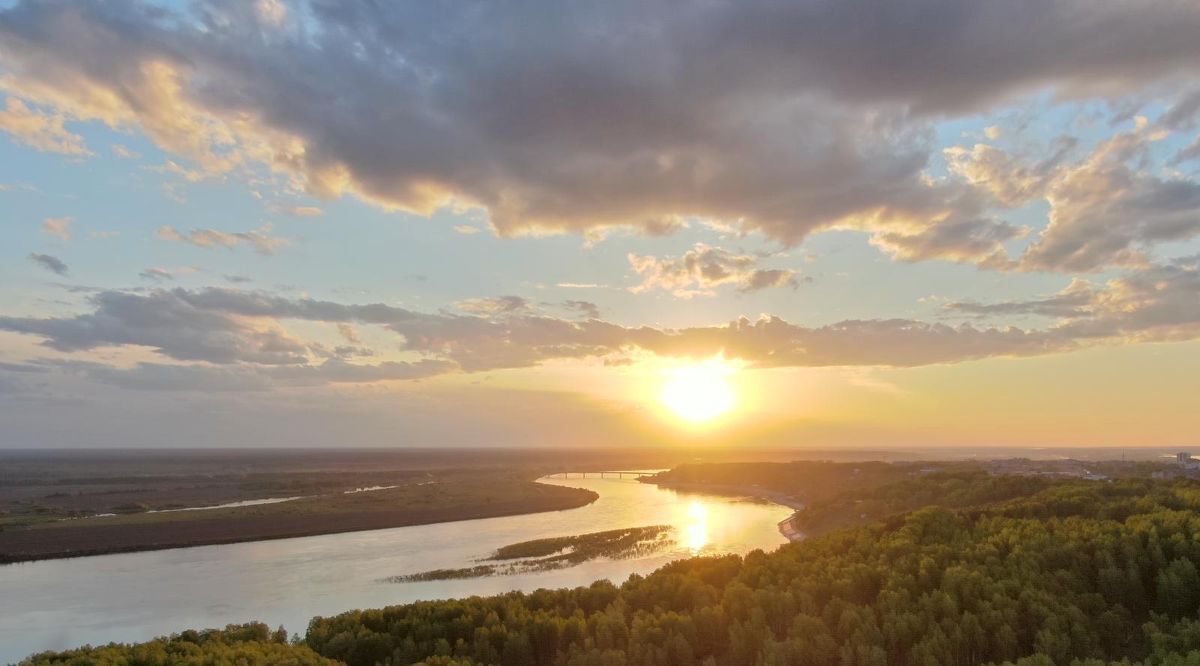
454 296 531 316
942 259 1200 346
1018 122 1200 272
0 97 89 154
139 267 174 282
942 121 1200 272
336 323 359 344
561 300 601 319
55 360 275 393
628 243 797 297
1 267 1196 389
60 357 452 391
156 223 288 255
270 204 323 217
453 225 481 235
111 143 140 159
0 289 310 365
944 139 1076 208
265 358 454 386
41 216 72 241
870 216 1027 268
1172 136 1200 166
27 252 68 275
4 0 1200 252
945 279 1096 319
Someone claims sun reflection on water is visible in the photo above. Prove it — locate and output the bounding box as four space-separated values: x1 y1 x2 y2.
683 500 709 554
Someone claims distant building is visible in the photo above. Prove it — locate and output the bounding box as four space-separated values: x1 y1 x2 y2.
1177 452 1199 470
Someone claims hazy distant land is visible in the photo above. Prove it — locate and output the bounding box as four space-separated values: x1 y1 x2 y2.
0 447 1184 564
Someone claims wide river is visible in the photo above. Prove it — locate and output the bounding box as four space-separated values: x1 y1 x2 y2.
0 476 791 663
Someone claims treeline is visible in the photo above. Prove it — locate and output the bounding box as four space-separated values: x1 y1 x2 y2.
304 479 1200 666
648 461 919 505
792 471 1052 535
21 622 338 665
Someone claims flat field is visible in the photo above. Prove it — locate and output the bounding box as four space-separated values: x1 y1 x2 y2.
0 449 608 562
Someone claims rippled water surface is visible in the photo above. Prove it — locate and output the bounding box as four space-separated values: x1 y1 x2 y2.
0 476 791 662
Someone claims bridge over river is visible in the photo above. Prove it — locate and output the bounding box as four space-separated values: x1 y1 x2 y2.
546 470 656 480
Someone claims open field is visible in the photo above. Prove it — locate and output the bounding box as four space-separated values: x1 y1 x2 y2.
0 472 597 563
0 450 631 562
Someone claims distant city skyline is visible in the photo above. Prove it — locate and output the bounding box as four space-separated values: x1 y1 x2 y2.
2 0 1199 448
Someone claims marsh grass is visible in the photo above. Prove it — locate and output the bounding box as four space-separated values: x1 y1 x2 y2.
388 525 673 582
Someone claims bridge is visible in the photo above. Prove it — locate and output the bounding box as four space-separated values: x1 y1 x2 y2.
547 470 656 480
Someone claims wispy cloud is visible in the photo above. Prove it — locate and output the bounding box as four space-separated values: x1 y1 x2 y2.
270 204 323 218
156 224 289 255
27 252 67 275
41 216 72 241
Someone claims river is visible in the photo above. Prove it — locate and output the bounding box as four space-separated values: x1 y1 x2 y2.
0 476 792 663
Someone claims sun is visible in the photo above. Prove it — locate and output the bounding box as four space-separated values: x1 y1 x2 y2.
660 361 736 423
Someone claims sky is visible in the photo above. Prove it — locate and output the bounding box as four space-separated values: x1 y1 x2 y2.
1 0 1199 449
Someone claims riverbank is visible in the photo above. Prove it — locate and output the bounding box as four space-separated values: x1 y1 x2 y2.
0 478 598 564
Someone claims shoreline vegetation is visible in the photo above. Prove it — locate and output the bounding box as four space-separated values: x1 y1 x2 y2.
387 525 674 582
0 474 598 564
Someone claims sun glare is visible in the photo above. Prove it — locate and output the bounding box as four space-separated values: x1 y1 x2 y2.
660 361 736 424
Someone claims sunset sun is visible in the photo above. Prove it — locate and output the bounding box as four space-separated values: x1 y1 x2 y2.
660 361 736 424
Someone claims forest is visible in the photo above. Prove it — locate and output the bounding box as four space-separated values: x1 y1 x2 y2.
24 473 1200 665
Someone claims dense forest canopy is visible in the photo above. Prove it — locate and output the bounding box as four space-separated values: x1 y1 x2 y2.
24 471 1200 665
19 622 337 665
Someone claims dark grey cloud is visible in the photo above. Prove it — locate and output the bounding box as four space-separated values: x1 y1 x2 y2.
27 252 67 275
945 279 1096 319
0 289 309 365
3 0 1200 252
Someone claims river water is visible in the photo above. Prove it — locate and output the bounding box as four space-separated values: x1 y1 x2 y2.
0 476 791 663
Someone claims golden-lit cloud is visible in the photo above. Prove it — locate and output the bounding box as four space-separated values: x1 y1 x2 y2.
0 97 89 155
628 244 798 298
155 224 289 255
